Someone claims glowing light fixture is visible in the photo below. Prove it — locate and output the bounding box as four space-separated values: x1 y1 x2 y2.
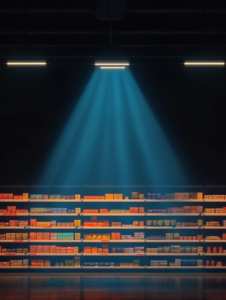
7 62 46 66
184 62 225 66
95 62 129 70
95 62 129 66
100 66 125 69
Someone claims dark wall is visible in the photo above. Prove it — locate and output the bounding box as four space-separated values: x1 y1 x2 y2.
0 64 225 185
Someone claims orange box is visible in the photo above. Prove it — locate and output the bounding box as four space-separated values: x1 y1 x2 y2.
30 232 37 240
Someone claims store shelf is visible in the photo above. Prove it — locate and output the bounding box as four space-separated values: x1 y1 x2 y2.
204 200 226 202
30 253 81 256
82 266 144 269
30 200 81 202
146 253 201 256
146 226 201 229
0 200 29 202
82 227 145 229
82 213 145 216
0 213 29 216
83 240 145 243
82 253 144 256
204 253 226 256
0 253 26 256
204 240 226 243
30 240 81 243
146 240 202 243
29 213 79 216
0 266 28 269
204 227 226 229
205 267 226 269
203 213 226 216
146 199 203 202
0 227 28 229
146 266 203 269
83 199 145 202
30 227 81 229
0 240 29 243
146 213 200 216
30 266 81 269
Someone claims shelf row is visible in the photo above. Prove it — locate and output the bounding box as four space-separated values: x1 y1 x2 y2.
1 226 226 229
1 199 226 202
1 240 226 243
0 266 226 269
2 213 226 216
1 253 226 256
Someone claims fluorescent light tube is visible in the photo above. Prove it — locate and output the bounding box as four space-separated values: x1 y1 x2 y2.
184 62 225 66
7 62 46 66
100 66 125 69
95 62 129 66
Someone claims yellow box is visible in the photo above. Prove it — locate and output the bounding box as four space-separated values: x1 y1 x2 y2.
75 195 81 199
118 194 123 199
114 194 119 199
105 194 113 199
22 193 29 200
125 196 129 199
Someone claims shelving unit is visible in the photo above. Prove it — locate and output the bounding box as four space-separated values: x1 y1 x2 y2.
1 185 226 272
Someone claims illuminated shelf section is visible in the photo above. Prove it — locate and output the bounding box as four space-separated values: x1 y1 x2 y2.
82 213 145 216
0 213 29 216
30 253 81 256
146 213 200 216
29 240 81 243
146 266 204 269
82 253 144 256
30 200 81 202
0 253 26 256
30 266 81 269
146 226 201 229
146 240 202 243
83 227 145 229
0 266 28 269
0 240 29 243
82 266 144 269
0 227 28 229
29 213 79 216
30 227 81 229
82 240 145 243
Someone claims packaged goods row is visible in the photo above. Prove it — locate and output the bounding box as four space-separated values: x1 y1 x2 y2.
0 246 28 253
31 258 80 266
83 246 144 254
30 246 79 254
30 208 81 213
150 259 203 266
0 259 28 266
1 232 226 241
0 233 28 240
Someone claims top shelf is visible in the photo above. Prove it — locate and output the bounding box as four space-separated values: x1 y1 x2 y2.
0 198 226 202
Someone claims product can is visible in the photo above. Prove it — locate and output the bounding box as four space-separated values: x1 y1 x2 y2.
206 260 210 266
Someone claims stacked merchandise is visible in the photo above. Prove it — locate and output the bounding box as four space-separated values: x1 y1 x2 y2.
30 208 81 214
83 245 109 253
146 246 203 254
206 260 223 267
147 193 203 200
0 206 28 214
205 208 226 214
206 246 225 253
0 233 28 240
84 234 110 241
204 195 225 200
0 259 28 267
0 246 28 254
205 221 220 227
30 245 79 254
146 233 203 240
30 219 81 227
0 220 28 227
146 219 203 227
110 247 144 253
83 259 140 267
30 195 81 200
83 207 145 214
0 193 28 200
29 232 80 240
150 259 203 267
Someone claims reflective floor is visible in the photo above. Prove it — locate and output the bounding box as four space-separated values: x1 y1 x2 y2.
0 274 226 300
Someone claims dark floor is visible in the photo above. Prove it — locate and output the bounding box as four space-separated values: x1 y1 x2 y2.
0 274 226 300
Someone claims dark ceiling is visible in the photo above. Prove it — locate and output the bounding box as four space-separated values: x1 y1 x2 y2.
0 0 226 186
1 0 226 64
